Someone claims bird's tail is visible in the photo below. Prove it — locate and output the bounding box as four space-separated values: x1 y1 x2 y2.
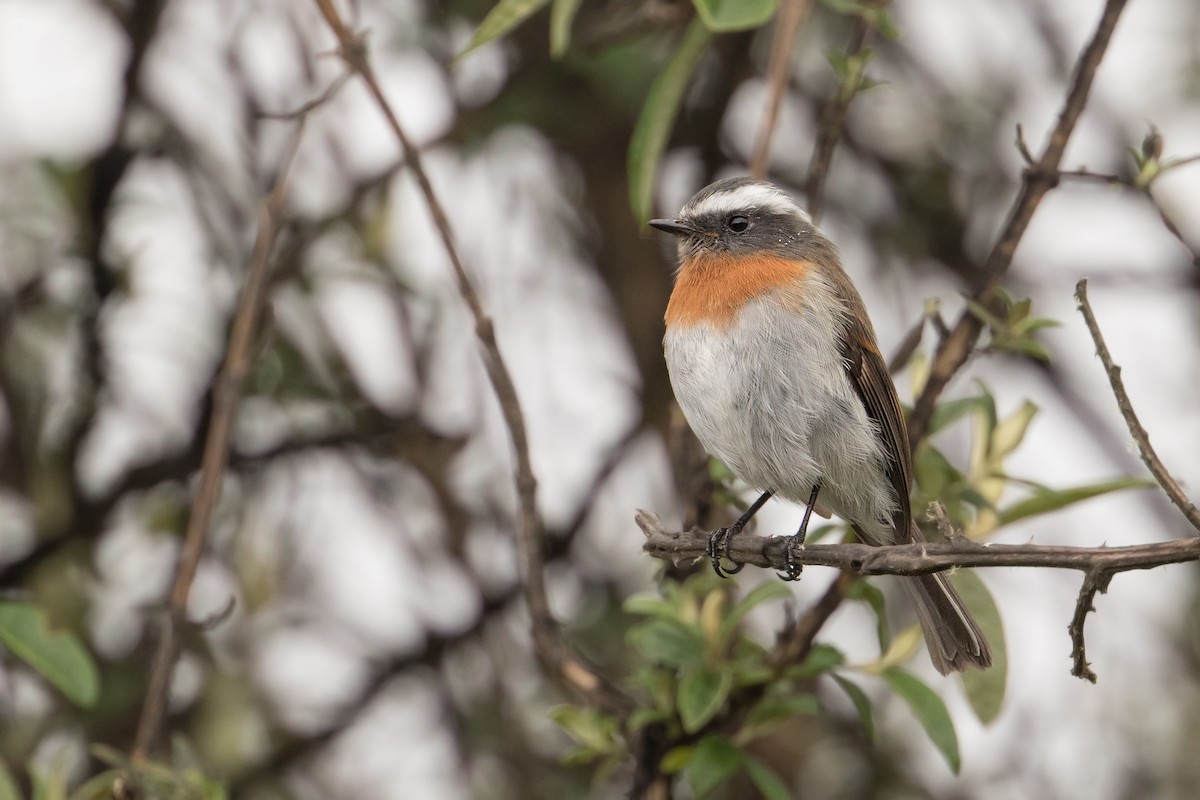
900 523 992 674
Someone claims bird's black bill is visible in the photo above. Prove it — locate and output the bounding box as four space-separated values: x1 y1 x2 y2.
648 218 693 237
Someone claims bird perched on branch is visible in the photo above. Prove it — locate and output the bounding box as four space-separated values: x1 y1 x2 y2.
650 177 991 674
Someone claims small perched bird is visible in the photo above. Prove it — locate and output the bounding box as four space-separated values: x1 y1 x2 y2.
651 177 991 674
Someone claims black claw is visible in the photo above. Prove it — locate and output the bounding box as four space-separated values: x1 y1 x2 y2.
707 526 743 578
777 482 821 583
706 491 775 578
776 535 803 582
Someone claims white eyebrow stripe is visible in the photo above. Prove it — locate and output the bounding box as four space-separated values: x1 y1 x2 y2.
683 183 808 222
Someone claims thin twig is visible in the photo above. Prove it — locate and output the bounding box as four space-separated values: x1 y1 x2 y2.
907 0 1130 445
1053 164 1200 270
803 12 874 221
312 0 627 715
130 119 305 762
259 72 351 119
1068 567 1112 682
748 0 811 178
1075 279 1200 532
768 572 855 668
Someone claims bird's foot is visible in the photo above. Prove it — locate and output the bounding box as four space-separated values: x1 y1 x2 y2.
776 533 803 582
707 525 745 578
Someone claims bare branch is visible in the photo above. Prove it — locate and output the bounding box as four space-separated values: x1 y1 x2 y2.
312 0 627 715
803 11 874 221
1053 162 1200 271
638 510 1200 679
749 0 811 179
907 0 1130 445
769 572 855 668
637 512 1200 575
1075 279 1200 532
130 118 306 761
1068 567 1112 683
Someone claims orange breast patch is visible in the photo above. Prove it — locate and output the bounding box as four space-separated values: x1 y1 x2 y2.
665 253 811 328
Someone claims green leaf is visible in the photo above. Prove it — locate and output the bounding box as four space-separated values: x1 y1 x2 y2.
69 770 125 800
30 763 67 800
1000 336 1053 363
627 706 670 732
692 0 778 31
549 0 584 57
549 705 620 753
952 571 1007 724
882 668 960 773
623 592 679 620
627 618 705 667
0 601 99 708
677 665 733 733
862 6 901 39
848 579 891 652
458 0 552 59
786 643 844 679
1011 316 1061 336
661 745 694 774
738 693 819 742
729 639 774 686
962 296 1008 333
628 19 713 221
0 760 20 800
999 477 1154 527
717 581 791 644
832 675 874 741
928 396 992 435
990 400 1037 460
687 735 742 797
743 755 793 800
913 444 961 499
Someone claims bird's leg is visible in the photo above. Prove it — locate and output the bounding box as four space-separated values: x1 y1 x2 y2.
778 482 821 582
707 491 772 578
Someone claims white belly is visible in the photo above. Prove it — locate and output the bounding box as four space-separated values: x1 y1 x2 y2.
664 286 898 538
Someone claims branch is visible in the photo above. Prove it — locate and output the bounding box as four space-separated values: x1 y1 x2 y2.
637 510 1200 680
907 0 1130 445
637 512 1200 574
803 11 874 221
129 116 305 762
769 572 855 668
1075 279 1200 532
1068 567 1112 683
1050 160 1200 271
312 0 627 715
748 0 811 178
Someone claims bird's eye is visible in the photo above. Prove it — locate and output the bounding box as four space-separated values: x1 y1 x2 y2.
727 215 750 232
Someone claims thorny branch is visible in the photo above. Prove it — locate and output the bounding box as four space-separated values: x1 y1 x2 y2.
907 0 1130 445
130 118 306 761
1075 280 1200 532
637 511 1200 680
312 0 627 715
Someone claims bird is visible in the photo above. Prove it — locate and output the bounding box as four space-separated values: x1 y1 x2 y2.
650 176 991 674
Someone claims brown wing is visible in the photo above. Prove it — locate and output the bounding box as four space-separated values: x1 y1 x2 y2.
840 316 915 542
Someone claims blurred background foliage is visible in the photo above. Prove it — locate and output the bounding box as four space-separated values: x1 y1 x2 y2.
1 0 1200 798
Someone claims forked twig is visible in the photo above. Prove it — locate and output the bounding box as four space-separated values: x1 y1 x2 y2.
131 116 306 761
907 0 1130 445
311 0 626 714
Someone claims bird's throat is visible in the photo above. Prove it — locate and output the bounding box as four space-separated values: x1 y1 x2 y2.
665 253 811 329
